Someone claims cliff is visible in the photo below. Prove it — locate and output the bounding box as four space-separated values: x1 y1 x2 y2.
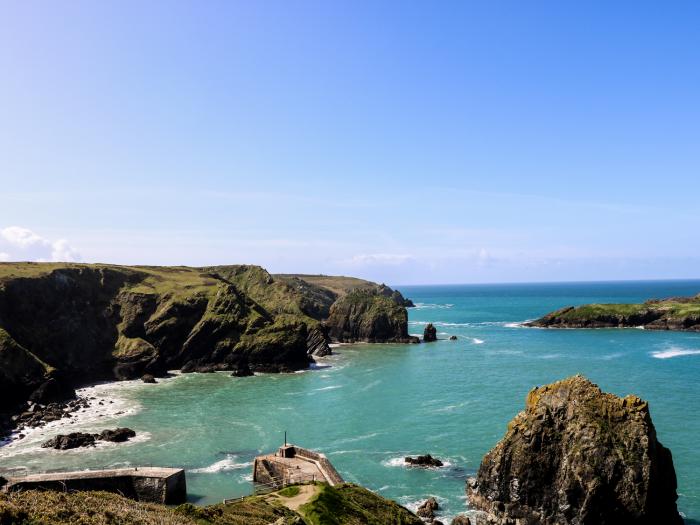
0 263 414 420
468 375 682 525
527 294 700 331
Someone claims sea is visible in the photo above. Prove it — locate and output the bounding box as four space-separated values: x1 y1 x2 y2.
1 280 699 522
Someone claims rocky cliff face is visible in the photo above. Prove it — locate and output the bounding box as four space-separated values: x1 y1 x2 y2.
467 375 682 525
0 263 414 420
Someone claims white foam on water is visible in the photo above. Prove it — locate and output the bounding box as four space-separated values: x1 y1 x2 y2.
358 379 382 392
472 338 485 345
537 353 562 359
190 455 253 474
413 303 454 310
311 385 342 392
651 347 700 359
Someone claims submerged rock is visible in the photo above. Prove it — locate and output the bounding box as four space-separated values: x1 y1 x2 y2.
423 323 437 342
449 335 458 340
141 374 157 384
405 454 443 467
467 375 683 525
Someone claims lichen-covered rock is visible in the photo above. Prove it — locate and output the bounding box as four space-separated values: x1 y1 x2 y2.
467 375 683 525
423 323 437 342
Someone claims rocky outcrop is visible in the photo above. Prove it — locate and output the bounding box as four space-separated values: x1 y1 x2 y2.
528 294 700 331
325 288 418 343
41 428 136 449
467 375 683 525
417 497 439 519
423 323 437 342
405 454 443 467
451 516 471 525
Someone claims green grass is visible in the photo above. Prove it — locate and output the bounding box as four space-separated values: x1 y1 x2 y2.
278 486 301 498
299 483 422 525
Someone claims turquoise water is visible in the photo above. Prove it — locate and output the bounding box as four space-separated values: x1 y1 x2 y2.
2 280 699 522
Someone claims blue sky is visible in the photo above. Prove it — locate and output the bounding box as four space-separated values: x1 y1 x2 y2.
1 1 699 284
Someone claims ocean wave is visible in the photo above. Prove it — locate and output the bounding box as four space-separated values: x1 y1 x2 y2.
190 455 253 474
334 432 383 445
471 338 485 345
651 347 700 359
413 303 454 310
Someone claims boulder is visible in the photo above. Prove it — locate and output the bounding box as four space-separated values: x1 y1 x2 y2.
423 323 437 342
450 516 470 525
98 427 136 443
405 454 443 467
449 335 458 340
230 362 253 377
417 497 439 519
41 432 97 450
141 374 157 383
468 375 683 525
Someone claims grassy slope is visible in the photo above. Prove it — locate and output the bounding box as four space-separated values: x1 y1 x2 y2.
0 484 421 525
275 274 377 297
299 484 423 525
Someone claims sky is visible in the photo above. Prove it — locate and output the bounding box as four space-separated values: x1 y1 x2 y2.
1 1 699 284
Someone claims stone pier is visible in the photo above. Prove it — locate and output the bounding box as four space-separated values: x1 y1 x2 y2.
253 444 343 491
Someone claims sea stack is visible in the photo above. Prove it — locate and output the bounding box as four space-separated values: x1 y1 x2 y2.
423 323 437 342
467 375 683 525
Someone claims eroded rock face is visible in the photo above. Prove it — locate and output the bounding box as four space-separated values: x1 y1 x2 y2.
467 375 683 525
417 497 439 519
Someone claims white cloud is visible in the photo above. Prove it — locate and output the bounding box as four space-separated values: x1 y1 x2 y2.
0 226 80 262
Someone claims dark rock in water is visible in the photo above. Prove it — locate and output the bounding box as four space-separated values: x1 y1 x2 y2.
405 454 443 467
98 427 136 442
450 516 470 525
449 335 458 340
423 323 437 342
468 375 683 525
230 362 253 377
42 432 97 450
0 476 6 488
141 374 157 383
404 298 415 307
417 497 439 519
29 378 76 405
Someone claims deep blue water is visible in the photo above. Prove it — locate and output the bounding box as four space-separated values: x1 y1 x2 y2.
2 280 699 522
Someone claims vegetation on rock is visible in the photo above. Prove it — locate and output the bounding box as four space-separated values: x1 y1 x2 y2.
527 293 700 331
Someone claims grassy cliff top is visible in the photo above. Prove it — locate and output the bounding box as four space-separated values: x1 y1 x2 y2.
274 274 379 296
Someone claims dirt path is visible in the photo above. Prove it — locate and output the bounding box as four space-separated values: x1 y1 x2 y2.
272 484 320 512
